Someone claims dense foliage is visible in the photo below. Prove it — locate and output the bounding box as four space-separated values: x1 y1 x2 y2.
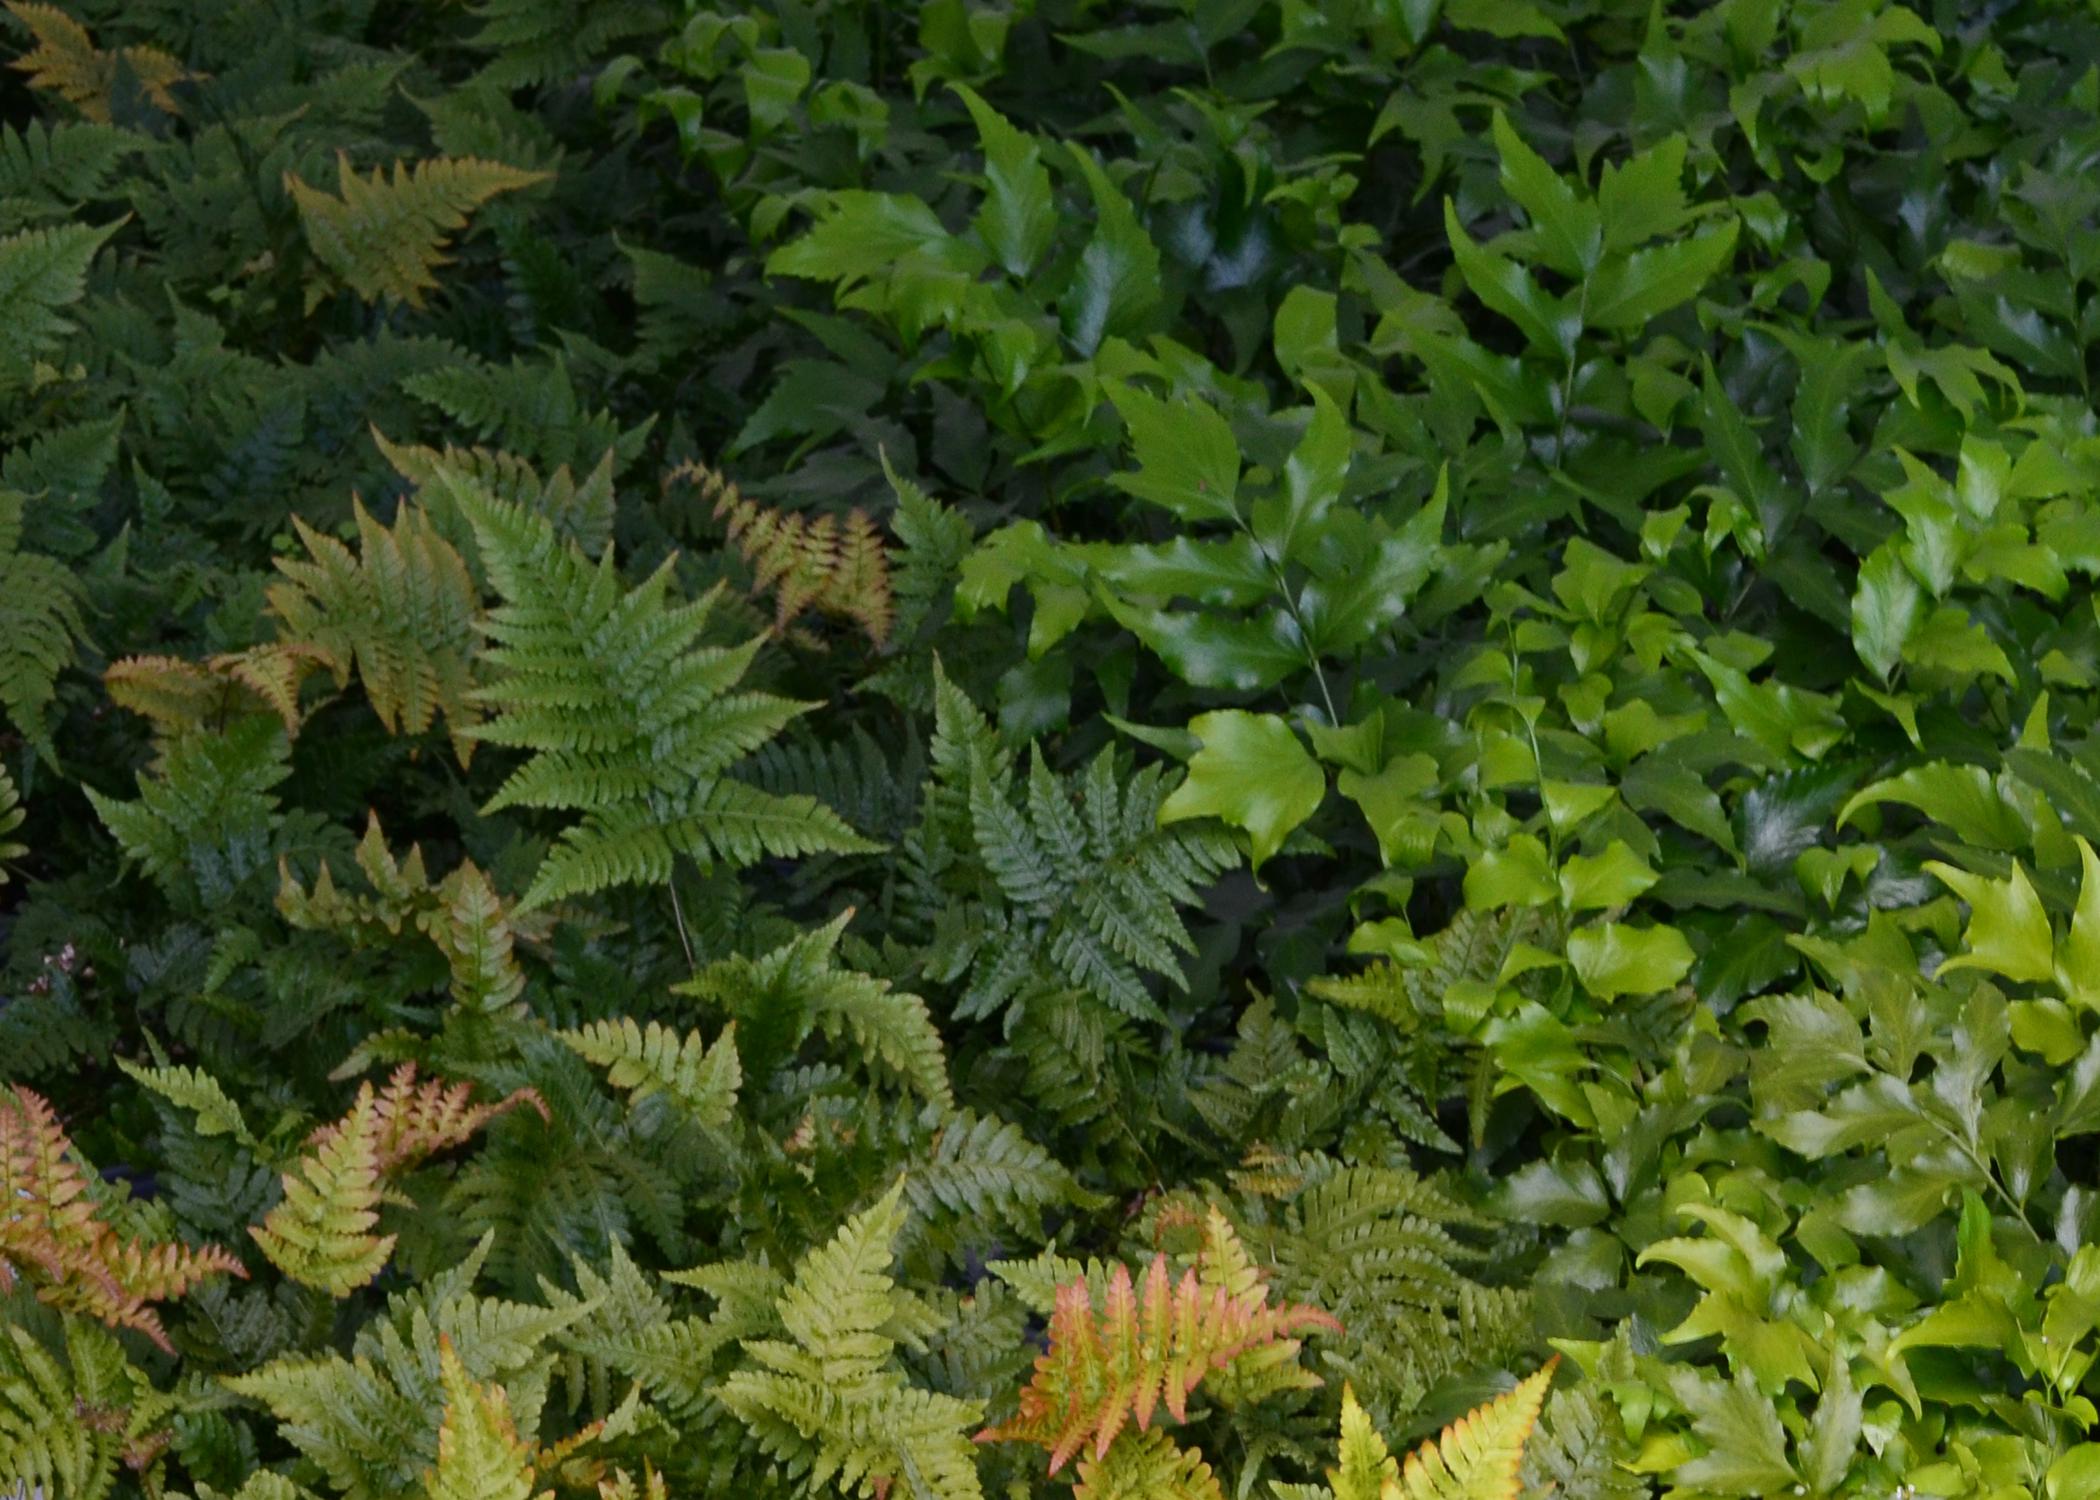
7 0 2100 1494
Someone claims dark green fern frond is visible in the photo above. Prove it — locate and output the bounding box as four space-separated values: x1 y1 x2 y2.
454 479 880 910
0 487 87 745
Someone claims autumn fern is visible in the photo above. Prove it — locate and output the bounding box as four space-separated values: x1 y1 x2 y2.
667 459 895 647
4 2 194 122
268 498 484 763
0 1084 245 1350
286 153 548 308
977 1222 1339 1474
455 479 880 910
251 1066 544 1295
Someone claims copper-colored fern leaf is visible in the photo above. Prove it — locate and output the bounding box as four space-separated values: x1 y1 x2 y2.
977 1251 1339 1473
0 1085 245 1351
308 1063 547 1174
5 1 197 121
665 460 894 647
106 645 329 744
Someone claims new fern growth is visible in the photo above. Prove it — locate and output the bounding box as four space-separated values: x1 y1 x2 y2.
0 1084 245 1351
454 473 880 911
250 1066 544 1295
978 1216 1340 1474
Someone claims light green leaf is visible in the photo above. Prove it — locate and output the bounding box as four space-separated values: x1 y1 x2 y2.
1559 841 1658 911
1061 145 1160 355
1929 859 2055 985
1106 382 1241 525
1491 111 1600 277
1850 541 1922 683
1160 710 1324 871
1465 835 1557 910
954 84 1054 277
1584 222 1739 331
1567 920 1695 1000
2062 837 2100 1010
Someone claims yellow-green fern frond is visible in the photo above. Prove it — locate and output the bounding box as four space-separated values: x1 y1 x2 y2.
106 644 329 747
0 1318 179 1498
269 498 482 763
425 1337 551 1500
286 152 548 308
1072 1429 1223 1500
0 761 23 882
5 2 196 121
248 1084 393 1296
374 427 616 559
556 1018 741 1130
1373 1357 1556 1500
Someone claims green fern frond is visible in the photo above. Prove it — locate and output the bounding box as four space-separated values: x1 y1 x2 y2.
0 1318 179 1498
268 498 483 764
557 1017 741 1131
0 218 116 381
1072 1428 1223 1500
718 1181 987 1500
425 1337 549 1500
0 761 24 882
373 427 615 558
286 152 548 308
457 481 878 909
0 487 87 742
0 119 136 228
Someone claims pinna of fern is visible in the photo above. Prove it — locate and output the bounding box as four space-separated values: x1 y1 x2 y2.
0 1083 245 1352
450 468 882 915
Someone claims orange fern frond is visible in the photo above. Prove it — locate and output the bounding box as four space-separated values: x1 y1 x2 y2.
665 460 894 647
0 1085 245 1351
5 1 197 121
977 1241 1339 1473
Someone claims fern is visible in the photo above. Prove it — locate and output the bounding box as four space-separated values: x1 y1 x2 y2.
0 761 24 882
277 813 535 1013
0 1316 181 1498
425 1336 550 1500
374 427 615 559
556 1017 742 1131
667 459 896 648
4 2 194 122
0 120 135 229
0 487 87 743
456 480 880 909
106 646 327 746
268 498 483 763
675 912 952 1107
717 1181 987 1500
976 1219 1338 1473
85 716 292 908
1332 1361 1555 1500
1071 1428 1223 1500
286 153 549 308
251 1066 543 1294
0 1084 245 1350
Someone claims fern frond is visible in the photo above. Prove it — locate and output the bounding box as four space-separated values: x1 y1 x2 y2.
718 1182 986 1500
248 1083 393 1296
425 1336 551 1500
556 1018 741 1131
85 716 290 906
0 1084 245 1350
0 120 135 227
0 1318 178 1497
976 1227 1338 1473
0 761 24 882
115 1058 254 1145
318 1062 548 1174
676 911 951 1106
5 2 195 121
373 426 615 558
268 498 482 763
0 487 87 741
1387 1358 1556 1500
667 459 895 648
1517 1381 1643 1499
286 152 548 308
1072 1428 1223 1500
106 644 329 745
456 482 879 908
